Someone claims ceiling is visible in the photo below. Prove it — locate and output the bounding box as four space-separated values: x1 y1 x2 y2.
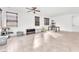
38 7 79 17
3 7 79 17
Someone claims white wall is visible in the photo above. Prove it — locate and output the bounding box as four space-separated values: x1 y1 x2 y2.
52 14 79 32
72 14 79 32
2 7 79 33
53 14 72 31
1 7 51 35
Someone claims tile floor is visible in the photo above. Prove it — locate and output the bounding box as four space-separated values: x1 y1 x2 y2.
0 31 79 52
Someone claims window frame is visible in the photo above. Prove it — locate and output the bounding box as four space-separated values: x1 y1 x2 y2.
35 16 40 26
44 17 49 25
6 11 18 27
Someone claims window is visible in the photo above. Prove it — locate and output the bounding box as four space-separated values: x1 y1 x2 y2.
6 11 18 27
35 16 40 26
44 18 49 25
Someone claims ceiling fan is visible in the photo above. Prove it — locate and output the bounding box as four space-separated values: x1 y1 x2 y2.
26 7 40 14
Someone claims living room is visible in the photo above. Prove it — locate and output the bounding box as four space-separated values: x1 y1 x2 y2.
0 7 79 52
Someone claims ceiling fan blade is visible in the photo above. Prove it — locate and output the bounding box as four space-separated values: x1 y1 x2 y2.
27 11 32 12
26 8 33 10
32 7 37 10
35 10 40 12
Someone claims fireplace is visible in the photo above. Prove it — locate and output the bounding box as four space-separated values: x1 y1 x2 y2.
26 29 35 35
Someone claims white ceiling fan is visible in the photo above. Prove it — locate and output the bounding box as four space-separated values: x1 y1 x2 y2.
26 7 40 14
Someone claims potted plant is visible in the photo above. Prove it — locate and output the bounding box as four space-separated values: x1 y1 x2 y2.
41 27 47 32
